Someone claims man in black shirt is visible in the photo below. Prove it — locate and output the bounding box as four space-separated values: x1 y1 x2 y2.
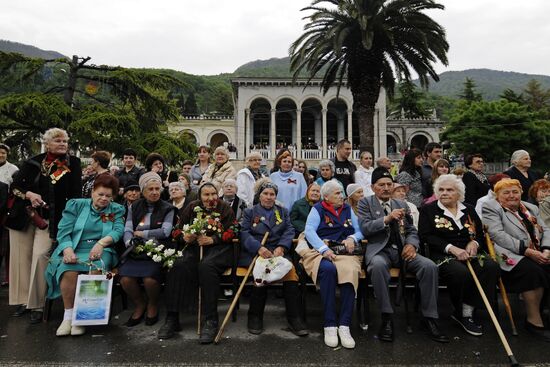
331 139 357 190
115 148 144 197
421 142 442 197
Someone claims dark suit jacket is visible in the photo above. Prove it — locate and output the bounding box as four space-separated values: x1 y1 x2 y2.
462 171 490 206
418 200 486 261
504 166 541 202
239 204 294 266
357 195 419 266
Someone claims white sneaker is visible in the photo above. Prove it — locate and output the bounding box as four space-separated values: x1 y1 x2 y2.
338 325 355 349
56 320 72 336
71 325 86 336
324 326 338 347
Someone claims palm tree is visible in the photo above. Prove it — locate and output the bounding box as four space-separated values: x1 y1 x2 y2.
290 0 449 154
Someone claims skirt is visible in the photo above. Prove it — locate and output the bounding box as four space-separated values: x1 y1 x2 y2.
118 258 162 281
501 257 549 293
46 239 117 299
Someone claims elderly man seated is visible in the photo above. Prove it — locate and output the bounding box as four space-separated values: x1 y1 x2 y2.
358 167 448 343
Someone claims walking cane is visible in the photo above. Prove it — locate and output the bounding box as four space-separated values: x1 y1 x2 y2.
214 231 270 344
484 226 518 336
466 259 519 366
197 246 203 335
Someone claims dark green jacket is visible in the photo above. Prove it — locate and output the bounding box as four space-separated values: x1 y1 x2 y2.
290 197 313 234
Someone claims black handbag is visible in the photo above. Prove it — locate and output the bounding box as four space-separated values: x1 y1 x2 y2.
5 197 30 231
327 240 365 256
120 237 150 263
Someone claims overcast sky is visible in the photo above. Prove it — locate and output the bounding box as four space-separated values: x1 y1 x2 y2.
2 0 550 76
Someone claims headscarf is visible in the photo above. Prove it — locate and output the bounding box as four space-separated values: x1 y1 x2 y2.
138 172 162 192
253 181 279 205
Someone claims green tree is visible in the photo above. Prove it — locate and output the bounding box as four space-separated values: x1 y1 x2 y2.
289 0 449 153
0 52 196 163
441 100 550 169
500 88 525 105
523 79 550 111
184 91 198 114
389 81 431 118
458 78 482 102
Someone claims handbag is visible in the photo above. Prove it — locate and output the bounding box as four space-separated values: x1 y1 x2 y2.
72 261 113 326
252 256 292 286
5 196 30 231
327 240 365 256
120 237 150 263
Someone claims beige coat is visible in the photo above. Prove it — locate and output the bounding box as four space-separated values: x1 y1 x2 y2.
295 234 362 291
200 161 237 194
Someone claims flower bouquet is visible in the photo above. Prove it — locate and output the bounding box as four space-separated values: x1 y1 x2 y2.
131 238 183 269
182 206 224 237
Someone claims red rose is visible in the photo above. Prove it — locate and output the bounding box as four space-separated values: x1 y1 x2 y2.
222 229 235 242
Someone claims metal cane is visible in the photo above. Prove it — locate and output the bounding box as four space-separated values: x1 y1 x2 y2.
466 259 519 366
214 231 269 344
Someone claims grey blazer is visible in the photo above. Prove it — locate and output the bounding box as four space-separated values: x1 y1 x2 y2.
482 198 550 271
357 195 419 266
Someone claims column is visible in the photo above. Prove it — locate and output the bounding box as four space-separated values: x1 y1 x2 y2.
270 108 276 159
244 108 250 156
322 108 327 159
296 108 302 160
347 109 353 147
337 115 345 141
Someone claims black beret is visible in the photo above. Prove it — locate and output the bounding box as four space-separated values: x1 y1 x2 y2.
371 167 394 185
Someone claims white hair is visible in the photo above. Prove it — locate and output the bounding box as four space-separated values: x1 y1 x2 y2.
43 128 69 144
433 174 465 202
169 181 185 191
510 150 530 165
222 178 237 188
320 180 343 200
245 152 263 164
213 146 230 159
318 159 335 173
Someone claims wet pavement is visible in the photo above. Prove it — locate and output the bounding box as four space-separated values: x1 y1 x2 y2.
0 285 548 366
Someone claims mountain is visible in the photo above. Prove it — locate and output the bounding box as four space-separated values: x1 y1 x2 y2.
233 57 550 100
0 40 67 59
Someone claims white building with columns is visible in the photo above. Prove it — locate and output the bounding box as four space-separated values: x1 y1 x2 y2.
231 77 387 161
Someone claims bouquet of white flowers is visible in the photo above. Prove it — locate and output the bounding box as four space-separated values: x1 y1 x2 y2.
132 238 183 269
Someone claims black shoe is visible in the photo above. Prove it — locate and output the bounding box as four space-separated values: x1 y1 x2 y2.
125 312 145 327
288 317 309 336
451 314 483 336
145 314 159 326
378 319 394 342
248 315 264 335
422 318 450 343
158 318 181 339
29 310 43 324
12 305 28 317
199 319 218 344
525 321 550 342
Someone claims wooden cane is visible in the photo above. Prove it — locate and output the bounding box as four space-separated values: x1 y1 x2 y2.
466 259 519 366
214 231 270 344
484 228 518 336
197 245 203 335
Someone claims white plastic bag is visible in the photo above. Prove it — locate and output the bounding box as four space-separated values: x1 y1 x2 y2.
252 256 292 287
72 274 113 326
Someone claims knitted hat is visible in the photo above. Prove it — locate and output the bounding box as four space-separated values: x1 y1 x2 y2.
371 167 394 185
139 171 162 192
346 183 362 197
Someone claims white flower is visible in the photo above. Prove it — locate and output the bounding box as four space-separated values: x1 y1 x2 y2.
164 248 176 257
166 260 174 268
260 216 266 221
182 224 190 232
157 244 165 251
152 254 162 263
146 252 152 257
207 225 212 229
145 239 155 246
176 251 183 257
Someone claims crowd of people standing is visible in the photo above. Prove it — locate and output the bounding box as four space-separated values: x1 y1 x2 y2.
1 130 549 351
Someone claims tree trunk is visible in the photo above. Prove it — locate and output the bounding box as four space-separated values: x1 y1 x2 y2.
63 55 78 107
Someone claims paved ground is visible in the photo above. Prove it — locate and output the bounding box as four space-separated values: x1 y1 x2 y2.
0 284 549 366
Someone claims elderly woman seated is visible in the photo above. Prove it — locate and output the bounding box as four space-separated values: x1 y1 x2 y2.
418 174 499 337
159 182 236 343
118 172 177 328
300 180 363 349
45 174 125 336
483 178 550 340
315 160 344 191
290 182 321 234
240 181 308 337
220 178 248 222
